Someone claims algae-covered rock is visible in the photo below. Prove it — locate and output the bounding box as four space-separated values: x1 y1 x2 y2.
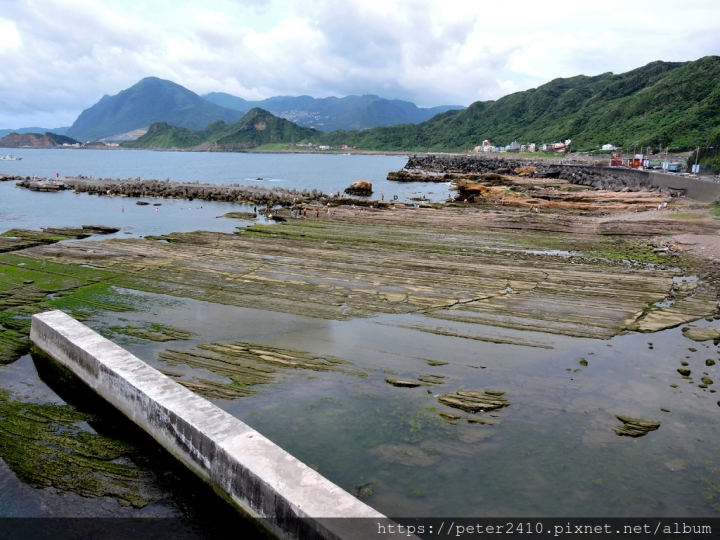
385 378 421 388
113 323 196 342
579 358 588 367
467 417 497 426
425 359 448 366
701 376 714 385
683 327 720 342
707 359 716 366
370 443 438 467
223 212 257 220
418 373 445 385
438 410 461 424
678 368 691 376
613 415 661 437
353 482 375 498
438 389 509 413
0 390 160 507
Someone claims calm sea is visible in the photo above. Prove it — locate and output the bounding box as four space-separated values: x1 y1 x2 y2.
0 149 452 237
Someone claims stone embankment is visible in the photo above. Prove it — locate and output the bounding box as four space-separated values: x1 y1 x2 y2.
400 155 720 202
16 177 327 206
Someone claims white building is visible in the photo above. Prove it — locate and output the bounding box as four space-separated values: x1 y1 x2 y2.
602 144 616 151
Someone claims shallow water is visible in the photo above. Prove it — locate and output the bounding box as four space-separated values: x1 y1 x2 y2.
58 288 720 518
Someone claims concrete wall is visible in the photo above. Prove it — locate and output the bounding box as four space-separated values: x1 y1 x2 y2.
648 172 720 202
30 310 391 540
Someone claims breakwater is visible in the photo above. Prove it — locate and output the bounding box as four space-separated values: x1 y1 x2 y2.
30 310 391 540
16 177 329 206
402 155 720 202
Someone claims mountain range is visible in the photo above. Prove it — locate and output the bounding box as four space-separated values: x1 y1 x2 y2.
43 78 464 142
202 92 464 132
0 126 69 138
4 56 719 152
65 78 245 142
318 56 720 152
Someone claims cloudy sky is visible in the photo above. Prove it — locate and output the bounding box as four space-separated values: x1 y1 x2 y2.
1 0 719 128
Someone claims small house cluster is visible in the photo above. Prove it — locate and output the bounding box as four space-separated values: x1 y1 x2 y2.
472 139 570 154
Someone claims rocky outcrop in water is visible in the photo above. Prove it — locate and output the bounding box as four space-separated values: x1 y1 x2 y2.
438 390 509 413
613 415 661 437
344 180 372 196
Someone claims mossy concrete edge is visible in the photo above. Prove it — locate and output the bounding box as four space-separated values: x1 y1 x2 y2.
29 310 389 540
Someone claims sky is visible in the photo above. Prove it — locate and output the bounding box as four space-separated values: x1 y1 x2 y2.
1 0 719 128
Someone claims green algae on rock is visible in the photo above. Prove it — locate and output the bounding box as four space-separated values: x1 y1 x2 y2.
158 340 365 398
0 390 160 507
678 368 692 376
222 212 257 220
438 390 509 413
424 359 448 366
438 411 461 424
613 415 661 437
467 417 498 425
110 323 196 342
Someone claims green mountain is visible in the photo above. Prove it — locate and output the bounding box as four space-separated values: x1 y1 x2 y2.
0 132 80 147
317 56 720 152
66 77 243 142
202 92 464 132
124 108 317 149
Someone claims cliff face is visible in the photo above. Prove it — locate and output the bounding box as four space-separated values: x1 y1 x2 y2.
0 132 80 147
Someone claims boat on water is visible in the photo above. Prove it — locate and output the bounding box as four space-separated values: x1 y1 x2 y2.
0 154 22 161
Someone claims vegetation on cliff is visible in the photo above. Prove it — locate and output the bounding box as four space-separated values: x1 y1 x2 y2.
317 56 720 152
115 57 720 153
123 108 318 149
694 129 720 173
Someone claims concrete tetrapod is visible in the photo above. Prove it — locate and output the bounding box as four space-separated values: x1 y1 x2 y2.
30 310 401 540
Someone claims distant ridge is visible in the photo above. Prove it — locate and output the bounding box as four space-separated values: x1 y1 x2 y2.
124 108 317 150
0 132 80 148
202 92 464 132
66 77 243 142
0 127 69 138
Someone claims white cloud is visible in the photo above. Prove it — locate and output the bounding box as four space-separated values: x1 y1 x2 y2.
1 0 719 127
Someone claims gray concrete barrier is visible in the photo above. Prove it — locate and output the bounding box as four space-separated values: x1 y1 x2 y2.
30 310 390 540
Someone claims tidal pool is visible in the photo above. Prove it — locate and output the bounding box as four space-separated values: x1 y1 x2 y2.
40 287 720 518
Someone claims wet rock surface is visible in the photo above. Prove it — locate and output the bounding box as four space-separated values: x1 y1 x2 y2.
158 340 365 399
438 390 509 413
613 415 661 437
385 378 422 388
683 327 720 342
